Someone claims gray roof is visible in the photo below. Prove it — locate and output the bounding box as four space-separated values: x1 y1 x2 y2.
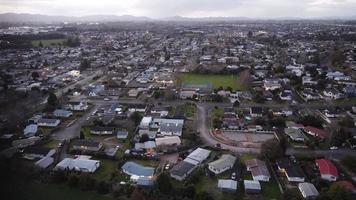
159 123 183 133
170 161 196 177
218 179 238 190
121 161 155 177
244 180 261 190
208 154 236 170
298 182 319 198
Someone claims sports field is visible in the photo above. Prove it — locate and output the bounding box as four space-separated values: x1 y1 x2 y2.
31 38 67 47
177 73 244 91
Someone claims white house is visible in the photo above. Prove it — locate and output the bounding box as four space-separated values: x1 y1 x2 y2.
245 159 271 182
55 158 100 173
208 154 236 175
298 182 319 199
37 118 60 127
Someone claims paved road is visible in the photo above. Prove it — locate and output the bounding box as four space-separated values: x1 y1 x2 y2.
196 104 260 154
52 105 97 140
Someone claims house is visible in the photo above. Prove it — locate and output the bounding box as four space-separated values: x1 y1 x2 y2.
250 107 263 117
315 159 338 182
134 141 156 151
323 88 342 100
24 124 38 137
280 90 293 101
128 88 140 97
68 101 88 111
218 179 237 192
184 148 211 166
208 154 236 175
12 136 41 148
170 161 196 181
22 147 51 160
276 158 305 183
244 180 261 194
72 139 103 152
121 161 155 178
140 116 153 129
55 158 100 173
35 156 54 169
117 130 129 139
245 159 271 182
304 126 328 139
155 136 181 152
90 126 115 135
137 177 155 188
127 104 147 113
53 109 73 118
180 90 197 99
298 182 319 199
158 123 183 136
37 118 60 127
285 128 306 142
263 79 281 91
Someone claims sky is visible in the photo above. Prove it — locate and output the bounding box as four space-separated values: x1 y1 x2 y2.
0 0 356 18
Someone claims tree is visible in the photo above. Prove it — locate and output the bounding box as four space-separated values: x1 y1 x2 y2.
260 139 284 160
78 173 96 191
67 174 79 187
140 133 150 143
183 184 196 198
154 173 172 195
130 112 142 127
324 184 353 200
298 115 323 128
80 59 91 71
31 71 40 80
97 181 110 194
47 92 58 111
79 131 85 139
195 191 214 200
38 41 43 47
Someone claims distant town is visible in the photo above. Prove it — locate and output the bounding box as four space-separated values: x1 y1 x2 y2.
1 17 356 200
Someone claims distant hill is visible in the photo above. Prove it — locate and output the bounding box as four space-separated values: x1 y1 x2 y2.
0 13 152 23
0 13 355 23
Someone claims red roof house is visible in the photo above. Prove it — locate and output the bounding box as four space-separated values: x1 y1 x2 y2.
315 159 338 181
304 126 329 139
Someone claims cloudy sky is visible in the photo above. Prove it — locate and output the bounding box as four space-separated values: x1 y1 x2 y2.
0 0 356 18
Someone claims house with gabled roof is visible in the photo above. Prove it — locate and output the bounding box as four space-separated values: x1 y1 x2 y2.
315 159 338 182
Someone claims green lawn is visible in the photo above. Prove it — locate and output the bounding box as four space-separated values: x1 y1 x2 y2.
92 159 119 182
31 39 67 47
212 107 224 119
43 139 60 148
20 181 112 200
261 181 281 200
184 103 197 118
177 73 244 91
239 154 257 163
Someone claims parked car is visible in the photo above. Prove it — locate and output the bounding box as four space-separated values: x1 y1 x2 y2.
231 172 236 180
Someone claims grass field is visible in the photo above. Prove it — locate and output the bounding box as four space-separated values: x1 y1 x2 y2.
21 181 112 200
31 39 67 47
177 73 244 91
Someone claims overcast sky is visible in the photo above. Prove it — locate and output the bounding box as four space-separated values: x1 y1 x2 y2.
0 0 356 18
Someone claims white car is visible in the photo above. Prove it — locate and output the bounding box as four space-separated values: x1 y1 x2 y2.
330 146 338 150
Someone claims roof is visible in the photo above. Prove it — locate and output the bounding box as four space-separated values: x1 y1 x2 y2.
208 154 236 170
284 128 305 140
35 156 54 169
304 126 328 139
170 161 196 177
53 109 72 115
184 148 211 165
121 161 155 177
245 159 270 178
155 136 181 146
24 124 38 135
244 180 261 190
315 159 338 177
218 179 237 190
298 182 319 197
276 158 305 179
159 123 183 133
37 118 60 124
137 177 154 186
134 141 156 150
55 158 100 173
72 139 101 148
